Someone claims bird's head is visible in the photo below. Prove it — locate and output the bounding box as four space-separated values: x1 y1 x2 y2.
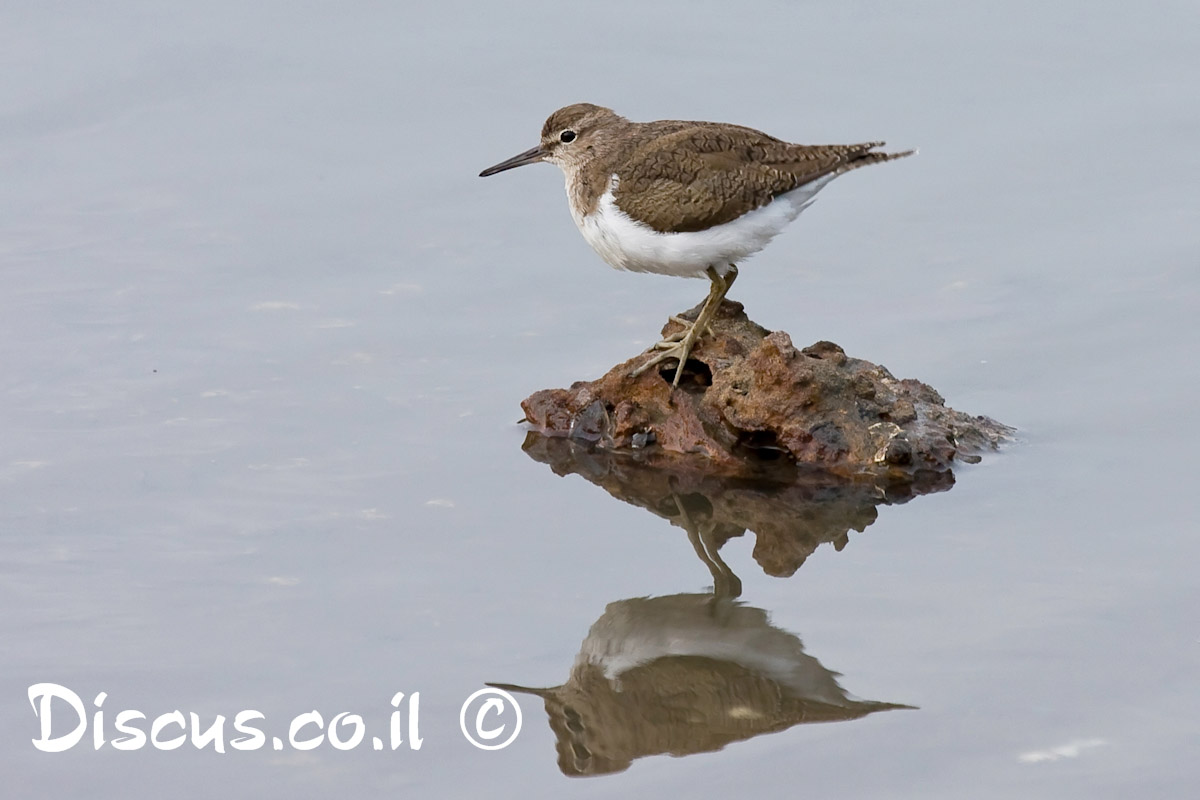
479 103 628 177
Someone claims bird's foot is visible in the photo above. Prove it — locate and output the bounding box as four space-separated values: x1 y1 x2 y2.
630 326 704 387
631 265 734 388
669 314 711 332
629 341 690 382
668 315 715 339
643 316 711 351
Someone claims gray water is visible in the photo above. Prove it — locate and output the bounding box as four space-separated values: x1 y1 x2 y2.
3 2 1198 797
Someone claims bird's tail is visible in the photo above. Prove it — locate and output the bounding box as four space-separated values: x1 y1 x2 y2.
837 142 917 174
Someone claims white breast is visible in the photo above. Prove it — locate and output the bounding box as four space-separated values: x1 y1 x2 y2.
571 173 837 278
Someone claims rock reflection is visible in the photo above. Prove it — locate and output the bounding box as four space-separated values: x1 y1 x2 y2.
493 593 912 777
522 432 953 578
494 433 943 776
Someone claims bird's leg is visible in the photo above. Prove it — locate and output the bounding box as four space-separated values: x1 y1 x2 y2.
639 273 731 351
674 493 742 599
631 265 738 387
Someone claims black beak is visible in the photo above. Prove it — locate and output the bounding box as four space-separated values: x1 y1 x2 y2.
486 682 556 698
479 145 546 177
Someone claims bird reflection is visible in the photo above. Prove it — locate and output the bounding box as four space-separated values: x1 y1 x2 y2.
493 593 912 777
490 433 948 776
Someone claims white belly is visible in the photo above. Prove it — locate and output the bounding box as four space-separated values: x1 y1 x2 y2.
571 174 836 278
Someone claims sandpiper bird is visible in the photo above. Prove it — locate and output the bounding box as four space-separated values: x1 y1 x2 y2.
479 103 913 387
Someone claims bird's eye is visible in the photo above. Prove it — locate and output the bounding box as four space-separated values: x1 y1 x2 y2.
560 130 577 143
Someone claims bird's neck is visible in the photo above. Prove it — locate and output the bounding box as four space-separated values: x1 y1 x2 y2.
563 163 615 223
559 123 646 220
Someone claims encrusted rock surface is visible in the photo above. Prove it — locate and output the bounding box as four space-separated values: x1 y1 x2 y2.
522 300 1012 480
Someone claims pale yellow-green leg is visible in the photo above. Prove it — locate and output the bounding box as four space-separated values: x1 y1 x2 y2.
674 493 743 599
631 265 738 387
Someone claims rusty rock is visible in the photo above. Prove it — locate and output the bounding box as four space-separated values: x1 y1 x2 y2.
521 300 1012 479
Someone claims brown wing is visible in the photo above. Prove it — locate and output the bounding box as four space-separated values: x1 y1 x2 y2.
613 123 901 234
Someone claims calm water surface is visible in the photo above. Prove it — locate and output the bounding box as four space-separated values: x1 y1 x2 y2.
3 2 1198 797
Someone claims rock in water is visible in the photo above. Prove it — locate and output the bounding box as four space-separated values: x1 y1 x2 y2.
521 301 1012 479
